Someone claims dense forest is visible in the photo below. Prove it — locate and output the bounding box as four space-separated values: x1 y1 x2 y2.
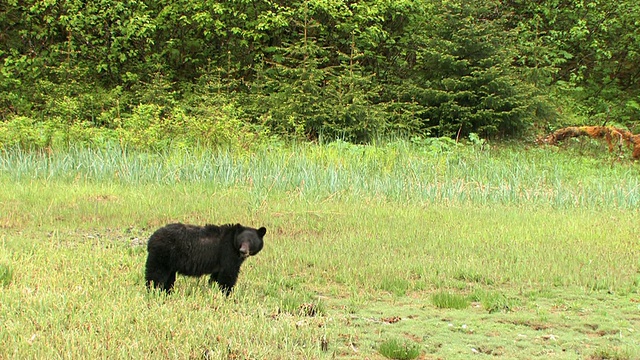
1 0 639 147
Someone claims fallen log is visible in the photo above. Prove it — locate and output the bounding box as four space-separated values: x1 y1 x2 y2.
539 125 640 159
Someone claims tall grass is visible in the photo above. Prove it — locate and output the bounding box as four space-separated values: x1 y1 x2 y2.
378 338 421 360
2 140 640 209
431 291 470 310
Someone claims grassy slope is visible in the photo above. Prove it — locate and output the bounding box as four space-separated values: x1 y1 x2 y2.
0 141 639 359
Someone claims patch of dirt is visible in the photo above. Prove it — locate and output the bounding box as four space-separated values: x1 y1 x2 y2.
403 332 424 343
473 345 505 356
91 194 118 202
381 316 401 324
499 318 552 331
298 302 319 317
584 323 599 331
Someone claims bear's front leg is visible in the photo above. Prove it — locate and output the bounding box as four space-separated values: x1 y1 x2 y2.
215 268 240 296
146 266 176 294
163 272 177 293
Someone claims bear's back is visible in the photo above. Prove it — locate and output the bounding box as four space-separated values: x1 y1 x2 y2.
148 223 228 248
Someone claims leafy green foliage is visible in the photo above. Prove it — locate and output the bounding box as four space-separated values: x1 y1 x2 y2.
381 0 536 137
0 0 546 143
506 0 640 126
1 0 639 141
0 105 262 151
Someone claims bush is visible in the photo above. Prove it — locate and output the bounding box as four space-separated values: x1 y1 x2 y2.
1 0 550 143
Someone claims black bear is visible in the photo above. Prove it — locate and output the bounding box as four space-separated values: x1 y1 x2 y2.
145 223 266 295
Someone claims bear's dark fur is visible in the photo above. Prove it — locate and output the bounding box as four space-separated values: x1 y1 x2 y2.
145 223 266 295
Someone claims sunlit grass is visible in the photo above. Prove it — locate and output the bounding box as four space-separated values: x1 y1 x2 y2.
0 141 639 359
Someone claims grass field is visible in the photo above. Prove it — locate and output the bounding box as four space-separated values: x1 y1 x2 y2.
1 140 639 359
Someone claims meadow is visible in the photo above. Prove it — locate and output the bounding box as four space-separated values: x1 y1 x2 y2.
0 139 639 359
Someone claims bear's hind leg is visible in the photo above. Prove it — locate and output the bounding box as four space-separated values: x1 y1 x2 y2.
208 272 219 286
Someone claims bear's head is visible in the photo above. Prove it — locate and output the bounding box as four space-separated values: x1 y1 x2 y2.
235 225 266 259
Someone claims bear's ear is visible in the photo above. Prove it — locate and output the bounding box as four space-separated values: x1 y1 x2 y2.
257 227 266 237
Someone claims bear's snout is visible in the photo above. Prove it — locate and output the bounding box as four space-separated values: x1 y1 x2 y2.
239 242 251 258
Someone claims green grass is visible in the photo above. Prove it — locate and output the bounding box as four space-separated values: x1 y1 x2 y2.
471 290 516 313
378 338 421 360
0 140 639 359
431 291 471 310
590 345 636 360
0 262 12 287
